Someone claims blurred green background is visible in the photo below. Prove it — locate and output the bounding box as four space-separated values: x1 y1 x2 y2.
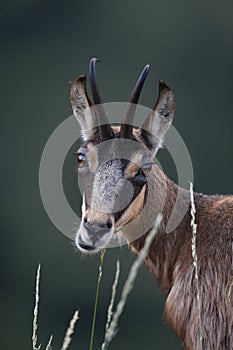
1 0 232 349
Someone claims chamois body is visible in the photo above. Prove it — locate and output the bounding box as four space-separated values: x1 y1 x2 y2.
70 58 233 349
130 166 233 349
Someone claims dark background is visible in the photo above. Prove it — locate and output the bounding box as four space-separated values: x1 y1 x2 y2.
1 0 232 349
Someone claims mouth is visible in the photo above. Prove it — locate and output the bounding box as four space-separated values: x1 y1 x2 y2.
75 218 116 253
76 235 101 254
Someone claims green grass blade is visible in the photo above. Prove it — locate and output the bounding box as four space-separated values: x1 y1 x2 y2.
89 249 105 350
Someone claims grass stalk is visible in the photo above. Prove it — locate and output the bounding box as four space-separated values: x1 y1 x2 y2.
45 335 53 350
190 182 203 350
103 214 162 349
89 249 105 350
101 260 120 350
228 282 233 301
32 264 41 350
61 310 79 350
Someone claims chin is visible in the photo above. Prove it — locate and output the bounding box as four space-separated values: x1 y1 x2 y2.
75 235 100 254
75 230 113 254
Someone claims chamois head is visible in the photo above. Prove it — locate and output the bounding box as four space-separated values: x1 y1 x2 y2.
71 58 175 253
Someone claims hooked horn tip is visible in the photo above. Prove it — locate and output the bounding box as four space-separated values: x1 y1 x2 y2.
141 64 150 79
90 57 100 66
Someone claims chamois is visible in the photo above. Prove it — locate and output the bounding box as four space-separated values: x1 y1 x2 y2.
70 58 233 349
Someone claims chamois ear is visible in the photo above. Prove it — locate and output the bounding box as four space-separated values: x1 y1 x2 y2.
138 81 175 155
70 75 98 140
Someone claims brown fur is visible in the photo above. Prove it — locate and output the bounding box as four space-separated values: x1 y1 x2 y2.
124 153 143 178
115 184 147 231
130 167 233 349
70 65 233 349
86 143 99 172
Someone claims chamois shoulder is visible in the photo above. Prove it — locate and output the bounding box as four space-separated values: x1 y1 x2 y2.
195 193 233 224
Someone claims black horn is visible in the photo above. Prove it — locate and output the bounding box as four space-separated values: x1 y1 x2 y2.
89 58 114 140
120 64 150 138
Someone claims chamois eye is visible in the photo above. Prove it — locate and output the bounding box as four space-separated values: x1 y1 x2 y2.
74 152 87 168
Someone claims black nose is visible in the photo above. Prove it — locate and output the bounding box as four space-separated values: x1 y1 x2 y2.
83 218 112 243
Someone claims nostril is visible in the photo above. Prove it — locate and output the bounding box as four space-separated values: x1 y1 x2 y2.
83 217 113 238
106 220 113 229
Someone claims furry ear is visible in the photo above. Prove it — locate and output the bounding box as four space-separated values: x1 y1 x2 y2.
138 81 175 154
70 75 98 140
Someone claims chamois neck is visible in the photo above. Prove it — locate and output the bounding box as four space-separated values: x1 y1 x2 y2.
130 166 192 292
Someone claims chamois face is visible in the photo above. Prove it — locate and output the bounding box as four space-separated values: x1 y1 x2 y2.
71 59 175 253
75 130 154 253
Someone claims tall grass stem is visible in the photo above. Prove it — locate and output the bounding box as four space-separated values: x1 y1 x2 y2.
104 214 162 348
89 249 105 350
190 182 203 350
45 335 53 350
101 260 120 350
61 310 79 350
32 264 41 350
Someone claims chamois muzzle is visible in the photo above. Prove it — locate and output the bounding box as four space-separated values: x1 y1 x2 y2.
76 215 114 253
